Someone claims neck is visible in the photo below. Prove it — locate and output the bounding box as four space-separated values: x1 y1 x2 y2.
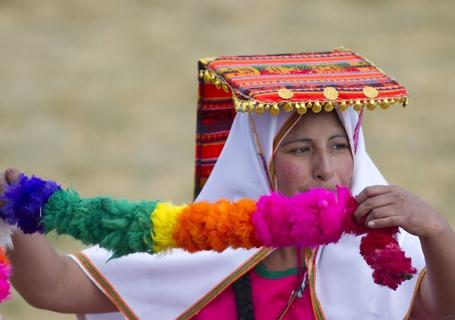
262 247 304 271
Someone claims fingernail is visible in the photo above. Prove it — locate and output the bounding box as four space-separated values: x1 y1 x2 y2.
368 221 375 228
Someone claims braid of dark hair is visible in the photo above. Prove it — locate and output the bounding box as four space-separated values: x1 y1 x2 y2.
233 272 255 320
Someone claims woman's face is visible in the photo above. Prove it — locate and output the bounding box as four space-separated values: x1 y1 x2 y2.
273 111 354 196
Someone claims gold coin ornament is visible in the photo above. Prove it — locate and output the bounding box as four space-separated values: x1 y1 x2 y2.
312 102 322 113
363 86 379 98
270 104 281 116
402 97 409 107
295 103 308 115
353 100 363 111
283 102 294 112
255 103 265 114
221 83 230 93
339 101 349 112
278 88 294 99
324 102 334 112
323 87 339 100
199 56 217 65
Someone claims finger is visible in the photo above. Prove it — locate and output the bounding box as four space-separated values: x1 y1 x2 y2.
355 185 391 204
354 193 395 223
5 168 20 185
364 206 393 225
0 173 7 194
0 173 7 207
367 215 402 229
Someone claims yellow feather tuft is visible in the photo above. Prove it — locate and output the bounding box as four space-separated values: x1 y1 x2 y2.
151 203 186 253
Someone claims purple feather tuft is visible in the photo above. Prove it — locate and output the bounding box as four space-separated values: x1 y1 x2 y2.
0 174 60 234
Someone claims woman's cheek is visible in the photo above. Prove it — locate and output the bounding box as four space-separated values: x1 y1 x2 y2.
336 154 354 187
275 157 308 195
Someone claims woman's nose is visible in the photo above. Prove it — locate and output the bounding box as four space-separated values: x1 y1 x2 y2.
312 152 335 182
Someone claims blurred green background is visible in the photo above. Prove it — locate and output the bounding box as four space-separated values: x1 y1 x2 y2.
1 0 454 319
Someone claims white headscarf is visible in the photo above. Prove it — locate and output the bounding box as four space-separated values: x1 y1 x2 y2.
74 109 425 320
196 112 290 202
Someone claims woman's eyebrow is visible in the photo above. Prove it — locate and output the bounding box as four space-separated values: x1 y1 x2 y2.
282 134 347 146
281 137 312 146
329 134 348 140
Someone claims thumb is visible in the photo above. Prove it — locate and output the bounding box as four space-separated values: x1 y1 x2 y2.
5 168 20 185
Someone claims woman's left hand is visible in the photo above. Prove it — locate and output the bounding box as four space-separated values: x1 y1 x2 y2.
354 185 450 238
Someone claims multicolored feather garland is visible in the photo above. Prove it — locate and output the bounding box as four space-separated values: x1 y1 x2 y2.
0 174 416 297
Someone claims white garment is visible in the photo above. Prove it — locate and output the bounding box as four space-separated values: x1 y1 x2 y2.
71 109 425 320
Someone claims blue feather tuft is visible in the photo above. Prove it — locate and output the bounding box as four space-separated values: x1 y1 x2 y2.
0 174 60 234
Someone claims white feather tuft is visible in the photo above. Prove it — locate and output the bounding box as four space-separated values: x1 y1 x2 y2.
0 219 16 249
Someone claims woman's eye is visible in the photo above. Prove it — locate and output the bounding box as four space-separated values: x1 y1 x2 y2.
332 143 349 151
291 147 310 154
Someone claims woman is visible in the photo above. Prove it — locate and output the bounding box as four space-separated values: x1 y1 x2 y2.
2 50 455 319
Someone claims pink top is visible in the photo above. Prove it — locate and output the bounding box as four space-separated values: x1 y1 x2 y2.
193 263 314 320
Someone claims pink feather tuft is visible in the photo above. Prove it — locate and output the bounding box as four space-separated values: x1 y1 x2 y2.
252 193 290 247
0 248 12 303
360 230 417 290
252 186 357 248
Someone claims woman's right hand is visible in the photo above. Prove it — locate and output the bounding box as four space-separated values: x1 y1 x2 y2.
0 168 20 207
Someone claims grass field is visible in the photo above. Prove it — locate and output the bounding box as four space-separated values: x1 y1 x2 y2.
1 1 455 319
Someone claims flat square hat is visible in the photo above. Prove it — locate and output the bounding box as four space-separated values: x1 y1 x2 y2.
194 48 408 197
